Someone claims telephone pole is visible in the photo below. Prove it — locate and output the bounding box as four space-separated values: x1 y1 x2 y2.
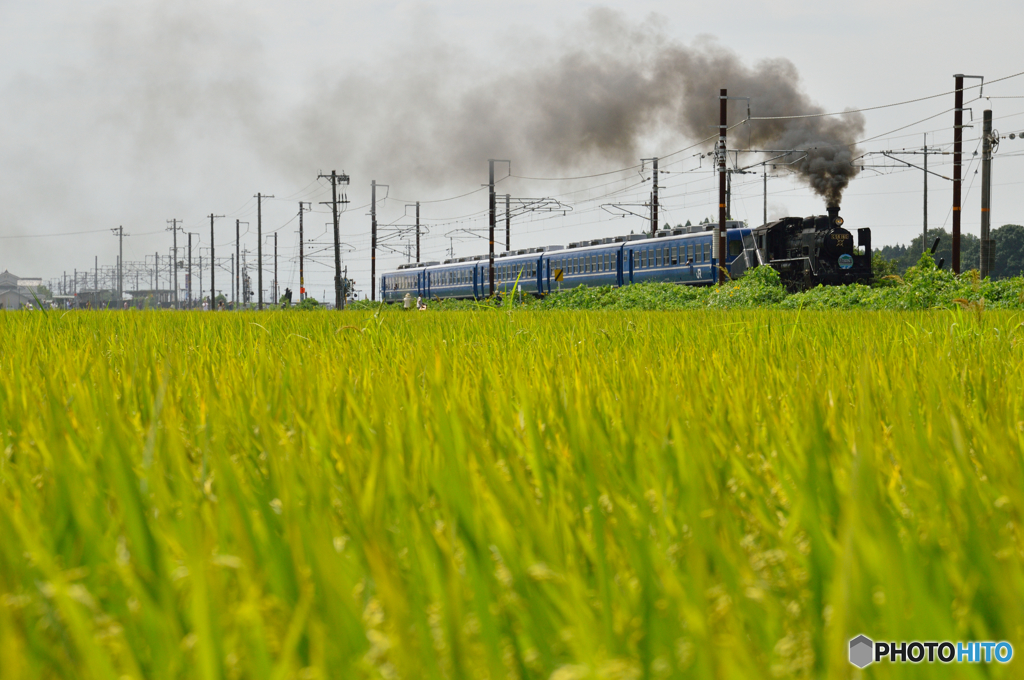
487 159 510 296
235 219 241 304
489 161 495 295
273 231 278 303
111 226 127 302
254 193 274 309
642 157 659 235
371 180 377 301
298 202 311 300
186 232 198 306
980 109 995 278
952 75 964 274
718 89 728 285
317 171 350 309
208 214 224 308
167 219 181 308
416 201 421 262
505 193 511 250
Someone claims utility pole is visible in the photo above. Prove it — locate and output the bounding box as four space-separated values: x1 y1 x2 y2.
298 202 310 300
167 219 181 308
644 157 659 235
718 89 727 285
94 256 98 296
763 165 768 226
208 213 224 308
254 193 274 310
489 161 495 295
949 74 983 273
111 226 127 302
273 232 278 303
416 201 421 262
317 171 350 310
486 159 510 296
923 134 928 251
980 109 994 278
371 180 377 301
187 232 198 306
231 254 235 308
506 193 511 250
235 219 241 305
952 75 964 274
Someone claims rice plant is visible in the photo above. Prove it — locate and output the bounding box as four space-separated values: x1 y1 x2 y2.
1 308 1022 679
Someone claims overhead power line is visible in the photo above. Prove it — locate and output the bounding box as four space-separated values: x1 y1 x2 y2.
751 69 1024 121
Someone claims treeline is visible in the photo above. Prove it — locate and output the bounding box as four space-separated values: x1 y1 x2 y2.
875 224 1024 278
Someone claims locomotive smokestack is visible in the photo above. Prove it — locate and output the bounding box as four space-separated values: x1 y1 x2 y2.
827 206 840 222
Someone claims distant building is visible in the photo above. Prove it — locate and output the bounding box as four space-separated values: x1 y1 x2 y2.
0 270 44 309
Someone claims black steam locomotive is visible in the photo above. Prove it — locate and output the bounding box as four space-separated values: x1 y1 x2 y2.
750 206 871 290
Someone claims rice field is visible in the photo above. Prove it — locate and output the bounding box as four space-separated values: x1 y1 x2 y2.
1 308 1023 679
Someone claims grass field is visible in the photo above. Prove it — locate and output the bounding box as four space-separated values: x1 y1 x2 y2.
1 309 1023 679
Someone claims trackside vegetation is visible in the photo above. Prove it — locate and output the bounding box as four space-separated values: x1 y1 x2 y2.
351 253 1024 313
1 308 1023 678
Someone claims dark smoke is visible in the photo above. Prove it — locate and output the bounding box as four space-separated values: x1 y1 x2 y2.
285 8 864 205
62 5 864 206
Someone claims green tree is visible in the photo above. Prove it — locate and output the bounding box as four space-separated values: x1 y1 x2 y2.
992 224 1024 278
875 228 979 275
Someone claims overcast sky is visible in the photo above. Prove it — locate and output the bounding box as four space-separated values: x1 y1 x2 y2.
2 0 1022 299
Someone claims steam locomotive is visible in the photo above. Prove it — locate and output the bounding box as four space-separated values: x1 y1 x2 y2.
380 206 870 301
751 206 872 290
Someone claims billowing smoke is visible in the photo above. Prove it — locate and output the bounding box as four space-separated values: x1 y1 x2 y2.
281 8 864 206
11 4 865 221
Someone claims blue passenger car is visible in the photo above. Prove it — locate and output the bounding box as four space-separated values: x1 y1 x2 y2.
380 221 757 301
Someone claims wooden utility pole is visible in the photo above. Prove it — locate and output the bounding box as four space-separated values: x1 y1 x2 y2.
317 171 349 309
371 180 377 301
273 231 278 303
111 226 127 302
980 109 994 278
952 75 964 274
186 232 198 306
718 89 728 285
651 157 659 235
235 219 241 304
416 201 421 262
254 193 274 309
298 202 310 300
167 219 181 308
489 161 495 295
506 193 511 250
209 213 224 308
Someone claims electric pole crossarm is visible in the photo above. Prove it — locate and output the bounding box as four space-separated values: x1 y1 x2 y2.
879 153 953 181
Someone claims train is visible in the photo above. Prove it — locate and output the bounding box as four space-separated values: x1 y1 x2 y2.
380 206 871 301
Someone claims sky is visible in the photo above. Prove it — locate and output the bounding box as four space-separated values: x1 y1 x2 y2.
2 0 1022 300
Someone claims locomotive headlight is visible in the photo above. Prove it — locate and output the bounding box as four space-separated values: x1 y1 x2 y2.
834 217 844 226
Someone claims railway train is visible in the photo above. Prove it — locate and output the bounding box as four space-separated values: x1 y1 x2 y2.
380 207 871 301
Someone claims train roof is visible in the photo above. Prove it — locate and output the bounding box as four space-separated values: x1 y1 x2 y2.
387 221 751 273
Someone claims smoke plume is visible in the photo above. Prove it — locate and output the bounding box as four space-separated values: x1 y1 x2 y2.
284 8 865 206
